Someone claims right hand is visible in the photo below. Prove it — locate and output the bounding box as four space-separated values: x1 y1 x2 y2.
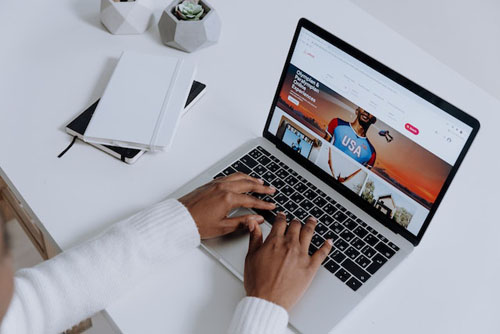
243 213 333 311
179 172 276 239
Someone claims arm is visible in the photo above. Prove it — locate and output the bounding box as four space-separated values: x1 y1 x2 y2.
338 168 362 183
1 173 275 334
228 214 332 334
1 199 200 334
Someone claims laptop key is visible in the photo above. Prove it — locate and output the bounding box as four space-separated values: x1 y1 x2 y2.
275 168 289 179
323 230 337 241
309 206 325 219
345 247 360 260
361 245 376 258
319 214 334 226
222 166 237 175
331 221 344 234
311 234 325 248
254 208 276 225
290 193 305 204
281 185 295 196
272 178 286 190
375 242 396 259
340 230 355 242
346 277 362 291
253 165 267 175
257 155 271 166
324 260 340 274
330 249 346 263
284 175 299 186
267 162 280 172
323 203 336 215
353 226 369 238
262 171 276 183
300 199 314 211
315 222 328 235
343 218 358 230
333 211 347 223
232 161 252 174
248 148 262 159
351 237 366 250
303 189 318 200
240 155 258 169
341 259 370 283
363 233 378 246
293 182 308 193
366 254 387 275
355 255 371 268
284 201 299 212
313 196 327 208
335 269 351 282
293 208 308 221
346 212 357 220
334 239 348 251
274 193 289 205
256 146 271 155
388 241 400 252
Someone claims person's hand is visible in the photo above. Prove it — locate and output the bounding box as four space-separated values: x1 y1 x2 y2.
179 172 276 239
244 213 333 311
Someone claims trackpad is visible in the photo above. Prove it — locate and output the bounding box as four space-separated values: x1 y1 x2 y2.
202 209 272 278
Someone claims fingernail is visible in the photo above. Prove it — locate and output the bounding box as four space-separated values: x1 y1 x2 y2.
256 215 264 223
269 185 276 192
327 239 333 246
309 216 317 222
249 223 255 232
278 211 286 217
257 179 264 184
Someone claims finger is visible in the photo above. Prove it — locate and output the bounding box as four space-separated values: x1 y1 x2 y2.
248 222 263 254
299 217 317 248
229 193 276 211
268 212 287 237
222 172 264 184
221 179 276 196
311 239 333 268
221 214 265 235
286 218 302 241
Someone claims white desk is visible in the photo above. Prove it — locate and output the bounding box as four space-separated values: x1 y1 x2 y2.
1 0 499 333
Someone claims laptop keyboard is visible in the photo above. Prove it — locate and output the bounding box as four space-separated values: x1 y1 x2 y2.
214 146 400 292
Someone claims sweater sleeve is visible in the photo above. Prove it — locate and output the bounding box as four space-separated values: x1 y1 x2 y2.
227 297 289 334
0 199 200 334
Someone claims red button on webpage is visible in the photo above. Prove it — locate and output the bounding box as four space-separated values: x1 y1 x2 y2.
405 123 419 135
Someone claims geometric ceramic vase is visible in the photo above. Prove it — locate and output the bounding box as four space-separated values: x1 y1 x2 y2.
158 0 222 53
100 0 154 35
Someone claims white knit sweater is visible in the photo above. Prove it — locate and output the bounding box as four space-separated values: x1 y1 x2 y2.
0 199 288 334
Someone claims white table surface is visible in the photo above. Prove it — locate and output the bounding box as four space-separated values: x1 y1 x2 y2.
1 0 499 333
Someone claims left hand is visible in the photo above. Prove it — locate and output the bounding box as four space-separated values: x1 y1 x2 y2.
179 172 276 239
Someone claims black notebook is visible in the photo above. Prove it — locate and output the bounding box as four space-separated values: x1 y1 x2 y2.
62 80 206 163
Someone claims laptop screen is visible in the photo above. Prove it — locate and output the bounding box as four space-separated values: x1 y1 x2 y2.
265 25 476 239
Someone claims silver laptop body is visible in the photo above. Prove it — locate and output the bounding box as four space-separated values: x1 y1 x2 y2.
170 18 479 334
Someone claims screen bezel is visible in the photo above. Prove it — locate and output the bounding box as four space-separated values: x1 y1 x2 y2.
263 18 480 246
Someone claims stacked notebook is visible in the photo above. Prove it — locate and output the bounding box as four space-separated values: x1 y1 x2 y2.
62 51 205 163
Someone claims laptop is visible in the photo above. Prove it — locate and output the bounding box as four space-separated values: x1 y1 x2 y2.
170 18 480 333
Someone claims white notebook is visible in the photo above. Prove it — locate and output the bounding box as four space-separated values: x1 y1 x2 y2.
83 51 196 151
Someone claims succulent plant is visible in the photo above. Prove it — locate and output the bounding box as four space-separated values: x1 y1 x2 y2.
175 0 204 21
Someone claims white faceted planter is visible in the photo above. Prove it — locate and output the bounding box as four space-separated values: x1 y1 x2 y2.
158 0 222 53
100 0 154 35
